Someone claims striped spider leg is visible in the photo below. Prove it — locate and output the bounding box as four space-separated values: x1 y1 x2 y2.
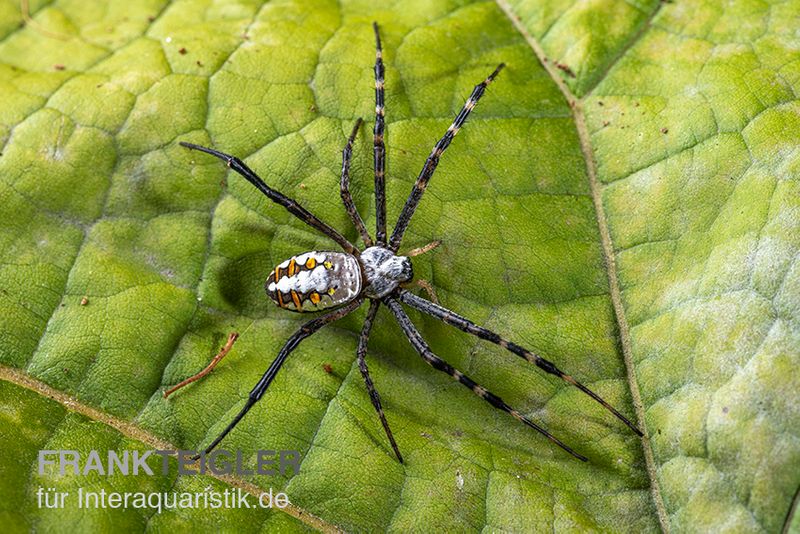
339 117 372 247
333 23 400 462
373 22 388 245
356 300 403 463
179 141 358 255
335 30 401 461
345 25 513 460
173 22 643 464
382 297 588 461
194 298 364 458
388 62 505 252
396 289 643 437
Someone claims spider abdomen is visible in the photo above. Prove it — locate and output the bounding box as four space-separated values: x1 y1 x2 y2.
265 251 362 312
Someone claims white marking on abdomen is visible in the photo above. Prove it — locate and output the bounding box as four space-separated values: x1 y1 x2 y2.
275 265 330 294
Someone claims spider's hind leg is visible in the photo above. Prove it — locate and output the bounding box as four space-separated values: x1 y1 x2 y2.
384 297 587 462
179 141 357 254
194 298 364 457
357 300 403 462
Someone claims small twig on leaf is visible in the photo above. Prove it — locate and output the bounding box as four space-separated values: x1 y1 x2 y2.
164 332 240 398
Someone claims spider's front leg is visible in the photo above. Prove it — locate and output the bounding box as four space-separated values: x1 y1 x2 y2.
372 22 388 245
340 118 373 247
388 64 504 253
383 297 588 461
397 290 643 437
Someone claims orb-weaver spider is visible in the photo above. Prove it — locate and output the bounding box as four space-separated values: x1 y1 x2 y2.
177 23 642 463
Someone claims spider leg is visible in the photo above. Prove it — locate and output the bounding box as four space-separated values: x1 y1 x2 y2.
388 64 505 252
383 297 587 462
397 290 643 437
372 22 388 245
340 118 373 246
180 142 358 255
195 298 364 457
357 300 403 462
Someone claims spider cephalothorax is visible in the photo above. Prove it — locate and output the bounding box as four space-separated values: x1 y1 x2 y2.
176 23 643 464
360 246 413 298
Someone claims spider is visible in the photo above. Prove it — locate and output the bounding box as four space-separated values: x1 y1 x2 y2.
177 23 642 463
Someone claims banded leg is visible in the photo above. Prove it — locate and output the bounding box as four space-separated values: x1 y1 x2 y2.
340 118 373 246
383 297 587 461
180 142 358 255
357 300 403 462
397 290 643 436
372 22 388 244
196 298 364 457
388 64 504 252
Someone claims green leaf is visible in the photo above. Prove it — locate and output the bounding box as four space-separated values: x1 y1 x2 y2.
1 0 797 532
0 379 313 533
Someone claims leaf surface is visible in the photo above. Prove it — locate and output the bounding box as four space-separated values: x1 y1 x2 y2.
0 0 797 532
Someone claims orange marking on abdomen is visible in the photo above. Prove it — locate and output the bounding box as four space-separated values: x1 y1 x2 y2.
288 258 297 276
276 291 285 307
290 290 302 309
274 265 281 283
309 292 321 305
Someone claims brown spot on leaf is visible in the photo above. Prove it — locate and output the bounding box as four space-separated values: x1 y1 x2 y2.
555 61 576 78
